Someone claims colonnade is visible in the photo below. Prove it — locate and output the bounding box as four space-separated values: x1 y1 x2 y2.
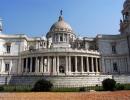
21 55 101 75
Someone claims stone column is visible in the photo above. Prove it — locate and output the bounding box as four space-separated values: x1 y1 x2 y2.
110 59 112 73
18 58 21 73
68 56 71 73
47 56 50 73
19 58 22 73
58 34 60 42
30 57 32 72
87 57 89 72
96 58 98 72
91 57 94 72
37 58 40 73
17 56 22 74
99 58 101 72
35 57 39 73
63 33 64 42
75 56 77 72
66 56 68 74
67 34 69 43
43 58 46 73
23 58 25 72
81 56 84 73
22 58 25 73
25 58 28 73
57 56 59 74
53 56 56 75
1 59 2 72
40 57 43 73
20 58 23 73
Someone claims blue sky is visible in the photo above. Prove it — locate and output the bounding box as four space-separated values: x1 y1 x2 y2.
0 0 125 37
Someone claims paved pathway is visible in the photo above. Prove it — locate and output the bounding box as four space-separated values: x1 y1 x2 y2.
0 91 130 100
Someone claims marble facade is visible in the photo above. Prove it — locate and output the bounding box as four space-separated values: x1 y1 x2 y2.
0 0 130 87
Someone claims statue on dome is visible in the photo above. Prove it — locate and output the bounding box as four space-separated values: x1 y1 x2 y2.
60 10 63 16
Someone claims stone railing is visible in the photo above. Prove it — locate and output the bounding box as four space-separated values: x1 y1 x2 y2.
21 48 100 55
2 52 18 56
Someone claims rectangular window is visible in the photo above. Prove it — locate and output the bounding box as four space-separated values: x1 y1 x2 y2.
5 63 10 72
60 35 63 42
112 45 116 54
113 63 118 72
7 45 11 53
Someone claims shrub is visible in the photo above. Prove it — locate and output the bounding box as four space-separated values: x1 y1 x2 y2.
102 78 116 91
95 86 103 91
32 79 53 92
0 86 4 92
79 87 86 92
115 83 124 90
124 84 130 90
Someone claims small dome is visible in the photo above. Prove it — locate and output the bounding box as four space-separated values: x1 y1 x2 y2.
49 16 73 32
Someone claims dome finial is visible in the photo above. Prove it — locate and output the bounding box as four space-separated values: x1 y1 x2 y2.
0 17 3 32
58 10 64 21
60 10 63 16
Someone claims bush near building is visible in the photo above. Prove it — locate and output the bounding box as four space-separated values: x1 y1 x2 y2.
0 86 4 92
115 83 125 90
32 79 53 92
102 78 116 91
124 84 130 90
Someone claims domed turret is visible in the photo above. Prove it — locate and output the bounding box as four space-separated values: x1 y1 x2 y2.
123 0 130 9
46 10 76 48
122 0 130 21
120 0 130 33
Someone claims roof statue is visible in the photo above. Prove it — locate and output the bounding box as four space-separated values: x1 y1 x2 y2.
0 18 2 32
60 10 63 16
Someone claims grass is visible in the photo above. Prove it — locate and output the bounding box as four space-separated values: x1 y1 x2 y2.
0 84 129 92
0 85 32 92
0 85 102 92
52 86 103 92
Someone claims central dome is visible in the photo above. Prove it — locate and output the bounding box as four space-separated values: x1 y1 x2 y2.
46 12 76 39
46 11 76 47
49 16 73 32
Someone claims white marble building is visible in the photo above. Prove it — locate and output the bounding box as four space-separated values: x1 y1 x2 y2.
0 0 130 87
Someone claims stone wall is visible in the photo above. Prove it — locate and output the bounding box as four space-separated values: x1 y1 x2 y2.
0 75 112 87
0 75 130 88
113 75 130 84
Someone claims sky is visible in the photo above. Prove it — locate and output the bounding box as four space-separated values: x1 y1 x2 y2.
0 0 125 37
